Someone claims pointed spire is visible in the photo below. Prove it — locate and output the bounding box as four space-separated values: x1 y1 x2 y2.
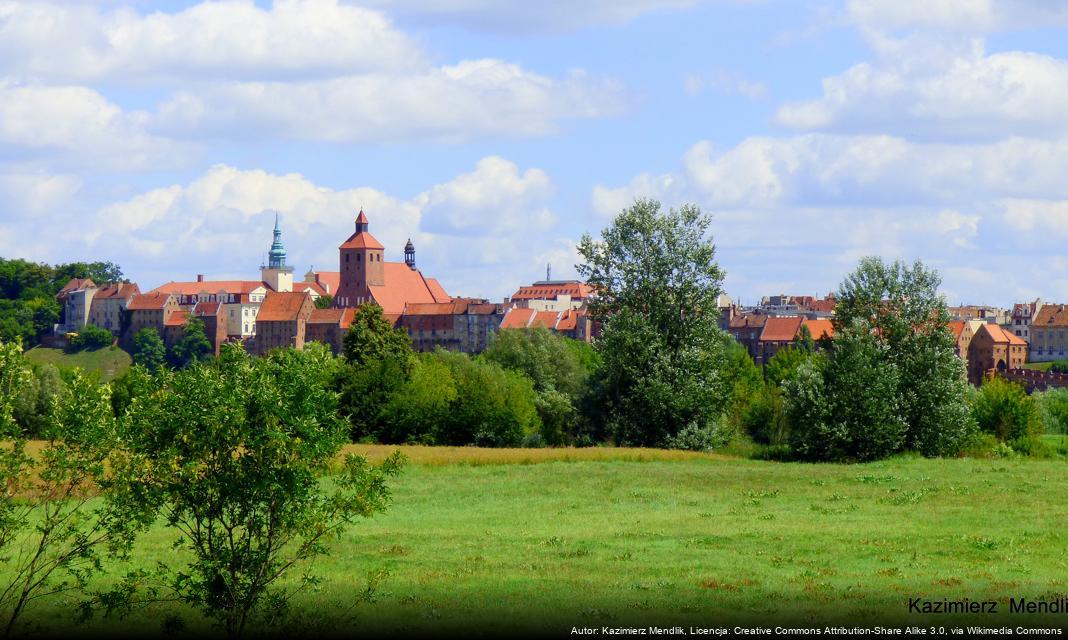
354 209 369 233
267 212 287 270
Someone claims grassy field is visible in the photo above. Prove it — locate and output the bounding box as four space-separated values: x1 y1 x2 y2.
24 345 131 381
12 447 1066 637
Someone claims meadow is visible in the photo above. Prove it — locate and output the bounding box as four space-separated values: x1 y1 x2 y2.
8 443 1062 636
23 345 131 382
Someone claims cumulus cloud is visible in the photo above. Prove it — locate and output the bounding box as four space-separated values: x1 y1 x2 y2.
775 38 1068 141
152 60 626 143
358 0 754 34
420 156 556 235
682 69 767 100
0 82 191 170
591 173 680 217
0 0 424 83
87 159 568 298
0 171 82 219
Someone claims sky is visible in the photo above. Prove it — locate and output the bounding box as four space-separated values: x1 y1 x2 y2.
2 0 1068 305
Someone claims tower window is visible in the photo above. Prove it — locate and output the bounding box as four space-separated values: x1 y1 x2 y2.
357 254 362 262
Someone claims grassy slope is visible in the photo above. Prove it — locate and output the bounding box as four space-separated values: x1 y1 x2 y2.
38 452 1068 636
24 346 131 381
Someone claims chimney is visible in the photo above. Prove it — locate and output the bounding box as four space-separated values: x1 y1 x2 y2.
197 274 204 282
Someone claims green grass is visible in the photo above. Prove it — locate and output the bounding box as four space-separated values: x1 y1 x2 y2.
24 345 131 381
11 453 1068 636
1023 362 1054 372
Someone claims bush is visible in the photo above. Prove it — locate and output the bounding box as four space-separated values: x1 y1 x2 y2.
664 416 734 452
1036 388 1068 434
68 324 113 351
971 376 1042 442
740 385 787 445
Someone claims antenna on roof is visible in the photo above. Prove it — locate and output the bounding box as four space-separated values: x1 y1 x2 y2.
547 262 551 281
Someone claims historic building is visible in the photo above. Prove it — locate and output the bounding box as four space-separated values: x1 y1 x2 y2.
87 283 141 335
968 323 1028 385
252 291 315 354
1030 304 1068 362
327 211 449 313
305 307 356 355
124 291 180 345
509 278 593 312
1010 299 1043 344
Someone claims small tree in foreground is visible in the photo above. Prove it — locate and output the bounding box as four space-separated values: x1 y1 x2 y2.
972 376 1042 444
168 317 212 368
130 327 166 372
0 340 136 637
113 343 403 637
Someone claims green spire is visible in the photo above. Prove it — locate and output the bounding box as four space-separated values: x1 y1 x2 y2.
268 212 287 269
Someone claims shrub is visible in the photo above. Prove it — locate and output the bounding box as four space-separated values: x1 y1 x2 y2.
971 376 1042 442
664 416 734 452
1036 388 1068 435
130 327 166 371
740 385 787 446
68 324 114 351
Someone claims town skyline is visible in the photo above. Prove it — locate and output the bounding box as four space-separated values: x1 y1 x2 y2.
3 1 1068 304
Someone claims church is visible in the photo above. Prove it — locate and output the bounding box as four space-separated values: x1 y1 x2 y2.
301 210 450 315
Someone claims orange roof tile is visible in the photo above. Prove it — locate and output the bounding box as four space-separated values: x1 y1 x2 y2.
91 282 140 300
164 309 189 327
500 308 536 329
293 281 327 297
151 280 268 296
510 281 593 301
425 278 450 302
126 291 173 311
947 320 967 339
257 291 311 322
307 271 340 295
308 308 345 325
555 309 578 331
193 301 222 316
802 318 834 341
760 316 803 342
729 314 768 330
530 311 560 329
367 263 447 315
339 231 384 250
1034 304 1068 328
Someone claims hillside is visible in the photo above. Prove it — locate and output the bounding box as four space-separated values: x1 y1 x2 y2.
24 345 132 381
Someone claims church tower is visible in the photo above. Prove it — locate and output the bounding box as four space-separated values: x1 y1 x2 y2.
261 213 294 292
335 210 385 308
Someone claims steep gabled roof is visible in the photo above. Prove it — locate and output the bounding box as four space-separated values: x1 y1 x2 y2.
801 318 834 341
760 316 803 342
257 291 311 322
500 308 536 329
126 291 173 311
367 263 450 315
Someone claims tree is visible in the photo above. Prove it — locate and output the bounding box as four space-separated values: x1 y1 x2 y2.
113 343 403 637
972 377 1042 443
834 257 975 456
577 199 730 447
341 304 412 368
314 295 334 309
0 340 139 637
130 327 167 372
168 317 212 368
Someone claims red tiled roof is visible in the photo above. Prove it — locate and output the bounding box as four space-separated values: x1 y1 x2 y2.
339 231 384 250
164 309 189 327
57 278 96 298
802 319 834 341
257 291 311 322
91 282 140 300
976 323 1027 346
530 311 560 329
1034 304 1068 328
193 301 222 316
760 316 803 342
307 272 340 295
729 314 768 330
151 280 268 296
126 291 173 311
947 320 967 339
356 210 368 225
308 308 344 325
367 263 449 315
500 308 536 329
425 278 450 302
293 281 327 297
510 281 593 301
555 309 579 331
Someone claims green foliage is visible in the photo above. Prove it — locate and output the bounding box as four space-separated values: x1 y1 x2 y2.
68 324 114 351
783 258 975 462
130 327 166 372
314 295 334 309
378 355 457 444
1048 360 1068 374
664 416 733 452
0 258 123 348
577 199 729 447
765 345 814 389
167 317 212 368
10 362 65 437
740 385 787 446
481 328 594 444
0 339 138 637
338 356 411 442
113 343 403 637
972 376 1043 443
342 304 412 368
1036 388 1068 434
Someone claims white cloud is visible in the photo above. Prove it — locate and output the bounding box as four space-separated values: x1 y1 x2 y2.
421 156 556 235
682 69 766 100
776 39 1068 141
0 171 82 218
0 82 190 170
847 0 1068 33
1001 198 1068 236
153 59 626 143
591 173 680 217
359 0 756 34
87 158 568 298
0 0 424 83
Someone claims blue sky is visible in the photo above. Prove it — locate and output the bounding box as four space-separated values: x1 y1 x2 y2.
2 1 1068 305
